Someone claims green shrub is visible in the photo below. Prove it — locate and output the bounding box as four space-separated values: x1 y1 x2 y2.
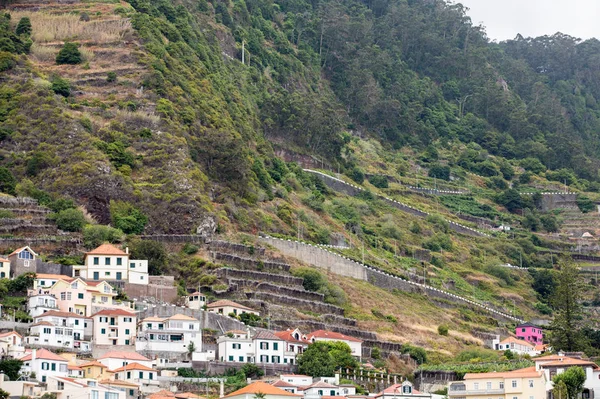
110 200 148 234
106 71 117 82
83 225 124 249
438 324 449 336
0 210 14 218
0 167 16 195
50 76 71 97
52 208 86 232
349 167 365 184
56 42 82 64
428 164 450 181
0 51 16 72
15 17 32 36
182 243 199 255
577 195 595 213
368 175 389 188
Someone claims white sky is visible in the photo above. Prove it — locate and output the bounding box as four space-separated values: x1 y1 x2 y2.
455 0 600 42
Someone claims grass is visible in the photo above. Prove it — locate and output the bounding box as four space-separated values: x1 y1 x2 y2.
11 12 131 43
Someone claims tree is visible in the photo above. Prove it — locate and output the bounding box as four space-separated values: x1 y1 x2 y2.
82 225 124 249
298 341 358 377
128 239 166 275
110 201 148 234
52 208 86 232
56 42 81 64
241 363 264 379
0 167 16 195
0 388 8 399
15 17 31 36
549 261 588 352
496 189 522 213
553 367 585 399
50 76 71 97
187 341 196 357
0 359 23 380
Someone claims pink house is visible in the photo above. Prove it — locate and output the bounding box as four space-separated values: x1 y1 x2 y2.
516 322 543 344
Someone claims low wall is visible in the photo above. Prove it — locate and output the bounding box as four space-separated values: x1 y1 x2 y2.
37 261 73 276
208 240 265 257
216 268 304 287
227 278 325 302
193 360 296 376
212 252 290 272
249 291 345 315
124 283 178 303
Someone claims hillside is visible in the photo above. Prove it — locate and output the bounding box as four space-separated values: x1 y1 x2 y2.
1 0 600 361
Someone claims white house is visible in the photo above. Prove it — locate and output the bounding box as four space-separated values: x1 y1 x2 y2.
0 373 38 398
223 381 301 399
206 299 259 316
136 314 201 355
303 381 340 397
0 331 25 358
274 329 309 365
495 337 538 356
254 330 286 364
534 355 600 398
278 374 313 386
26 310 90 351
33 274 72 290
218 330 254 363
98 351 153 370
374 382 432 399
185 292 206 310
27 293 59 317
46 376 126 399
112 363 159 393
73 244 148 285
91 308 137 346
0 257 10 279
19 348 69 383
306 330 363 360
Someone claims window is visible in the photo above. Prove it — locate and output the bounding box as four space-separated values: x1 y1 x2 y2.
233 343 241 349
117 258 122 266
19 250 33 259
403 386 412 394
130 263 135 268
529 380 534 388
260 342 269 350
93 272 99 280
272 356 280 363
124 317 132 322
60 364 67 372
239 356 244 362
487 382 492 390
75 320 79 326
91 391 99 399
149 373 153 380
105 393 118 399
129 390 135 396
260 355 268 363
51 363 56 371
125 339 130 345
499 382 504 389
94 257 99 265
78 293 84 299
125 329 130 335
105 272 110 276
116 272 122 281
139 372 143 379
318 391 323 396
330 391 336 396
42 362 49 370
105 258 111 266
522 328 526 332
474 383 479 391
512 381 517 388
61 292 66 300
43 328 51 334
273 342 279 350
229 356 234 361
127 372 131 379
101 328 106 334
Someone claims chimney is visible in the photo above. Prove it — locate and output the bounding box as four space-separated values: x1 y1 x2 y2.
32 349 36 362
125 247 129 254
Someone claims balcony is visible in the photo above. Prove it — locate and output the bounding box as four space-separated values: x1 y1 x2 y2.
108 333 119 338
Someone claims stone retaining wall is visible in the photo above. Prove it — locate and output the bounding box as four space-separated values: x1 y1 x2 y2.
248 292 345 315
208 240 265 257
212 252 290 272
216 268 304 287
227 278 325 302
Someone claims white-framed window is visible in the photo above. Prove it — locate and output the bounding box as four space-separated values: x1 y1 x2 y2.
474 383 479 390
487 382 492 390
499 382 504 389
512 380 517 388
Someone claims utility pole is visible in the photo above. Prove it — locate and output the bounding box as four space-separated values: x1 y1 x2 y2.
362 242 365 265
519 252 523 268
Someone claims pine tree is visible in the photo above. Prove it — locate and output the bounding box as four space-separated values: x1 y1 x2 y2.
15 17 31 36
549 261 588 352
56 42 82 65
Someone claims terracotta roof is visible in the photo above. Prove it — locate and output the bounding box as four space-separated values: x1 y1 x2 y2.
36 310 87 319
36 273 72 280
274 330 308 344
224 381 302 398
9 246 37 257
148 390 175 399
166 313 199 321
30 321 54 327
253 330 283 341
175 393 204 399
113 362 155 372
374 384 422 397
188 292 203 296
499 336 535 348
0 257 10 262
80 361 107 368
99 352 151 361
100 379 139 387
533 354 579 362
538 358 598 368
307 330 363 343
21 349 67 362
464 366 543 379
86 243 127 256
272 381 298 388
307 381 337 389
142 316 166 322
92 309 135 317
0 331 22 339
207 299 256 311
55 376 86 387
68 365 83 370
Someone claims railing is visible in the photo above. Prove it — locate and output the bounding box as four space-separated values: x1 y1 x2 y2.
450 389 505 395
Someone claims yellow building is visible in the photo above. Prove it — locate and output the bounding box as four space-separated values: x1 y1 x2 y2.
80 360 112 380
448 367 547 399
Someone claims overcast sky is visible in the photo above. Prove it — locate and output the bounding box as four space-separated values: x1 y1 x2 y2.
455 0 600 42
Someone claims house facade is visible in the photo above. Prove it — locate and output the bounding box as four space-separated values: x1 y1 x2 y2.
112 363 159 393
448 367 547 399
28 293 59 317
375 381 431 399
0 257 10 279
8 246 38 278
91 309 137 346
224 381 301 399
274 329 309 365
20 348 69 383
207 299 259 316
74 244 148 285
97 351 153 370
136 314 202 355
495 337 538 356
186 292 206 310
534 355 600 399
26 310 90 351
516 323 543 345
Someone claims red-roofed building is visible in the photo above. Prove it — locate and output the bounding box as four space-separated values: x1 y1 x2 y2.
74 243 148 285
8 246 37 278
26 310 90 351
207 299 259 316
375 382 430 399
0 330 25 358
448 367 546 399
46 375 126 399
274 329 309 364
112 362 159 393
224 381 302 399
92 309 137 346
98 351 152 370
306 330 363 360
0 256 10 279
20 348 69 383
185 292 206 310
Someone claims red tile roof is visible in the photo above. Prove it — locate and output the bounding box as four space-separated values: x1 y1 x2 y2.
86 244 127 256
36 310 88 319
99 351 150 361
272 381 298 388
21 348 67 362
0 331 22 339
0 257 10 262
92 309 135 317
374 384 422 397
274 330 309 344
307 330 363 343
80 361 107 368
224 382 302 398
35 273 72 280
113 362 155 372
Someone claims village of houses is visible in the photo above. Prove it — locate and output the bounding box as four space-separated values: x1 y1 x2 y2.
0 243 595 399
